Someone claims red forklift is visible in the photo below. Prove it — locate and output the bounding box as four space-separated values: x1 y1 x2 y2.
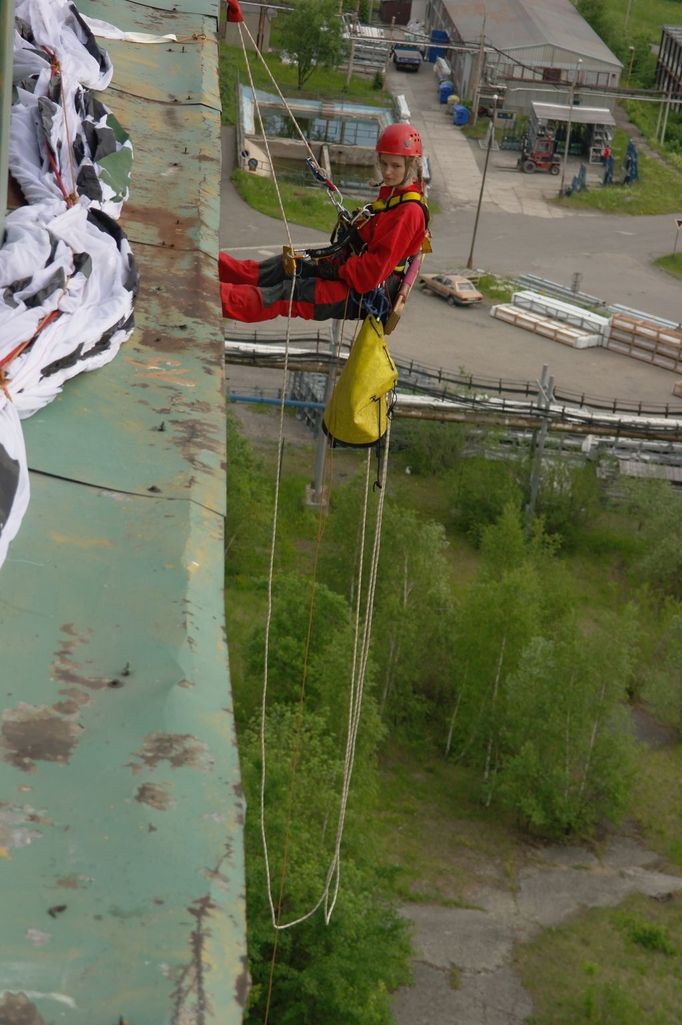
518 128 561 175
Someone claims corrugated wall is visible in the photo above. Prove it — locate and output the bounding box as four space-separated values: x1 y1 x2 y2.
0 1 246 1022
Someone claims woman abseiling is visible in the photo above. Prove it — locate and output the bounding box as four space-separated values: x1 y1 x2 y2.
219 123 429 323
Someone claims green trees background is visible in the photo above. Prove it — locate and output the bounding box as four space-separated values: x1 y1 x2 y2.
226 412 682 1022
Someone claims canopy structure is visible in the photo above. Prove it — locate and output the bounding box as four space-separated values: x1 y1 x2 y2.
531 101 616 126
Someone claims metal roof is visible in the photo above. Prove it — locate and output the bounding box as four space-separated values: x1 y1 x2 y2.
532 101 616 126
443 0 622 67
662 25 682 46
0 1 246 1022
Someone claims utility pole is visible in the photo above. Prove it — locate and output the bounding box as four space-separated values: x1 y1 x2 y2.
256 5 267 52
345 0 361 87
526 364 555 532
466 94 498 270
558 57 582 198
623 0 634 32
470 17 486 128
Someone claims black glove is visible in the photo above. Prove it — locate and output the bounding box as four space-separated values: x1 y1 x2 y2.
297 258 340 281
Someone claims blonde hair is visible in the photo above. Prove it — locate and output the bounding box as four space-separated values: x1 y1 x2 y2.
372 155 424 189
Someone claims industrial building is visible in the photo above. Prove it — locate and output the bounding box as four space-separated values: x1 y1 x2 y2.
423 0 622 113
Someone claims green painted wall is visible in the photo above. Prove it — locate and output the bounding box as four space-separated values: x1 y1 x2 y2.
0 2 246 1022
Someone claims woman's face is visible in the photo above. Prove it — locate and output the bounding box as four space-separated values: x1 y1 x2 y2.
378 154 406 187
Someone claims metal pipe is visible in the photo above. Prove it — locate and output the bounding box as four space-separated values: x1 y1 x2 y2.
228 394 325 409
0 0 15 243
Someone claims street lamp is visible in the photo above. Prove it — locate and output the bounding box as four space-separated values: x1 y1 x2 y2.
558 57 582 198
466 93 498 270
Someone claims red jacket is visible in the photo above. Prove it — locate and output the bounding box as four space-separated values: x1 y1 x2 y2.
338 182 427 294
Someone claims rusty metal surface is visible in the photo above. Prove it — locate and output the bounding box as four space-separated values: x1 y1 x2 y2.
1 1 246 1022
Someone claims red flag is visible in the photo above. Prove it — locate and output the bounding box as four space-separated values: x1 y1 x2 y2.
226 0 244 22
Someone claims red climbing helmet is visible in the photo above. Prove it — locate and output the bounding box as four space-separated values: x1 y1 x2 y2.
376 123 423 158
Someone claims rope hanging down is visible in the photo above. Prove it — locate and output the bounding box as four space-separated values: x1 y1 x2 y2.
235 19 393 932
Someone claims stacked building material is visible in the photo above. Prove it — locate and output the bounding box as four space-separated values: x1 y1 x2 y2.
511 291 609 339
490 303 602 348
605 315 682 373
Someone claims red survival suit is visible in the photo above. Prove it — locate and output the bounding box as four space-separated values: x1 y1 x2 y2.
219 182 427 323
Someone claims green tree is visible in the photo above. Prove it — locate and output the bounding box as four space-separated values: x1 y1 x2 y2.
279 0 347 89
319 490 459 737
371 505 458 733
390 420 465 476
639 598 682 727
241 706 411 1025
622 479 682 599
500 620 637 837
225 414 272 576
245 572 355 718
450 565 543 799
535 460 603 548
447 457 523 546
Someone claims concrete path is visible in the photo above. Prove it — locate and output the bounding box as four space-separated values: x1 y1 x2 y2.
393 835 682 1025
387 64 574 219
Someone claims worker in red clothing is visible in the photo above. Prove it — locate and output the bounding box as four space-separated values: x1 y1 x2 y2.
219 123 429 323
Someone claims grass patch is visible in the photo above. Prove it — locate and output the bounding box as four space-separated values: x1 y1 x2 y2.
624 101 682 174
557 127 682 215
476 273 515 304
629 746 682 870
232 168 367 232
374 745 527 904
516 892 682 1025
655 253 682 279
598 0 682 42
219 43 390 125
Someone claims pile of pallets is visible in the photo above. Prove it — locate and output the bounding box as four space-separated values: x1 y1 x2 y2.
604 315 682 374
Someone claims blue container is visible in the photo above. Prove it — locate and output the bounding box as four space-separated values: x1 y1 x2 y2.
439 80 454 104
453 104 469 126
428 29 449 63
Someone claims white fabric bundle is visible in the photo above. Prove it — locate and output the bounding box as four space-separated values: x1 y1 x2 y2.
0 0 137 570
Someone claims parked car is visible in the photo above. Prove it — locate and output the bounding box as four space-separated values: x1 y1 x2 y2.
391 43 422 72
418 273 483 306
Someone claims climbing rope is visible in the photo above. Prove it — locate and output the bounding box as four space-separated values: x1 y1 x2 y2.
235 19 393 947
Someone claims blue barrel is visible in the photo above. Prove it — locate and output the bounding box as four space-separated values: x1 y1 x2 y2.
439 80 454 104
453 104 470 126
428 29 449 63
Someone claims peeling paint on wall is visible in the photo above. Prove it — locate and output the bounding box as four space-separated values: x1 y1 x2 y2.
1 705 83 772
130 733 213 772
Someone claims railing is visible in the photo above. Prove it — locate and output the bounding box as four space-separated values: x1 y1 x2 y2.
225 334 682 419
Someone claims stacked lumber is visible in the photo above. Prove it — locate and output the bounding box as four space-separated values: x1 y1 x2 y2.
490 304 602 348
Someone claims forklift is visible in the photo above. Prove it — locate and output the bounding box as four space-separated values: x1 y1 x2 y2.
517 126 561 175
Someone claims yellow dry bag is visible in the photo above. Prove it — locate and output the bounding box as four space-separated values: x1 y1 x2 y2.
323 315 398 448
